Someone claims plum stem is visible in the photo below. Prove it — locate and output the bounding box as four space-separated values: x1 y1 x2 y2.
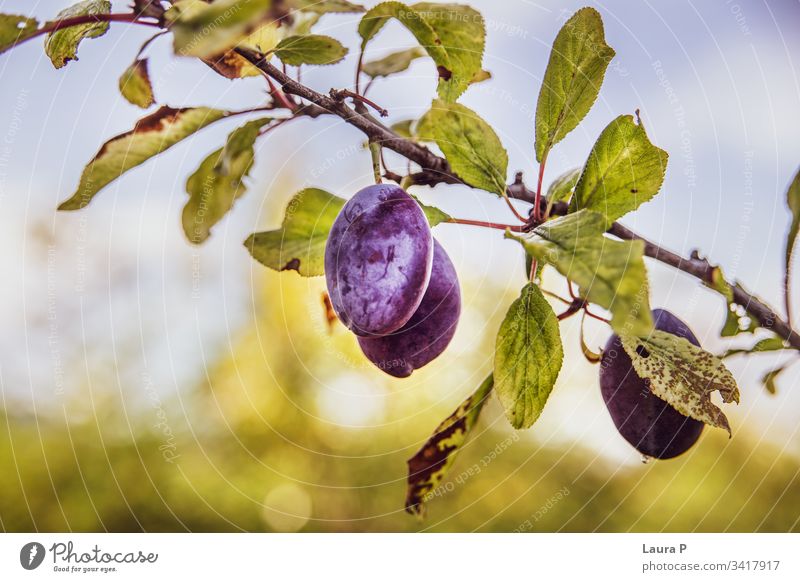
230 47 799 350
369 141 383 184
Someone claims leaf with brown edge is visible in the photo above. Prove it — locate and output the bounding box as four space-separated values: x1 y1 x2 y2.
620 331 740 435
405 375 493 516
58 106 227 211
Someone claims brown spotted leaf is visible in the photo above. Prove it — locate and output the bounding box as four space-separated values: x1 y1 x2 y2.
620 331 740 435
58 106 227 210
405 375 493 516
245 188 345 277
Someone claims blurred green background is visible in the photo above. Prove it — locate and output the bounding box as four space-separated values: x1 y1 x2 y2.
1 269 798 532
1 0 799 532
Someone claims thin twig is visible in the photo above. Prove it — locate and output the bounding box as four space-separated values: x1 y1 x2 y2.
9 12 161 51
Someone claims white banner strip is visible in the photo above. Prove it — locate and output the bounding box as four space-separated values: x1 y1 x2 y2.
0 533 796 580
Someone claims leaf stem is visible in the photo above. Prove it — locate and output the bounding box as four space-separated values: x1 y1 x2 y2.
355 47 365 95
540 288 572 305
533 152 548 222
448 218 525 232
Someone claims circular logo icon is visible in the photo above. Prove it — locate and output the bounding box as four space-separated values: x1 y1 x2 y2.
20 542 46 570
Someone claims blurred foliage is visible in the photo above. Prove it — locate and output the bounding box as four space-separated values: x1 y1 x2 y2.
1 270 798 532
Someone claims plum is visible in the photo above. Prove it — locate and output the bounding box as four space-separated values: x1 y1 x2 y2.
599 308 704 459
324 184 433 336
358 239 461 377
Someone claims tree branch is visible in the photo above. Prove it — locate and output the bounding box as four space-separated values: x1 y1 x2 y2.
9 12 161 51
234 47 800 349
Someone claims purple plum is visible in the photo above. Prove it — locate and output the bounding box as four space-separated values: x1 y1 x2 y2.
358 239 461 377
599 308 704 459
324 184 433 336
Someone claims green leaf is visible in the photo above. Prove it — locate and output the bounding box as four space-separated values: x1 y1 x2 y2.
273 34 348 66
390 119 414 139
410 195 451 227
119 58 155 109
619 331 740 435
45 0 111 69
721 336 787 359
417 100 508 196
534 7 615 162
405 375 493 516
288 0 366 13
506 210 653 336
58 106 227 211
469 69 491 85
183 118 271 244
494 284 563 429
244 188 346 276
358 2 485 103
169 0 273 58
783 167 800 322
546 167 581 206
0 14 39 55
761 365 786 395
362 47 426 78
571 114 668 225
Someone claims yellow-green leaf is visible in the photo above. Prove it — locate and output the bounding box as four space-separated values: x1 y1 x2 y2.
761 365 786 395
119 58 155 109
417 99 508 196
362 47 426 78
721 336 787 359
288 0 365 13
273 34 347 66
45 1 111 69
535 7 615 162
506 210 653 336
169 0 273 58
619 331 740 435
59 106 227 211
244 188 346 277
783 167 800 323
571 114 668 225
405 375 493 516
0 14 39 54
494 284 563 429
358 2 485 103
411 195 451 227
183 118 271 244
546 167 581 206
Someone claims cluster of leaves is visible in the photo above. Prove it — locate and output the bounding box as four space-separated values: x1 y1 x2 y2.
1 1 798 517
